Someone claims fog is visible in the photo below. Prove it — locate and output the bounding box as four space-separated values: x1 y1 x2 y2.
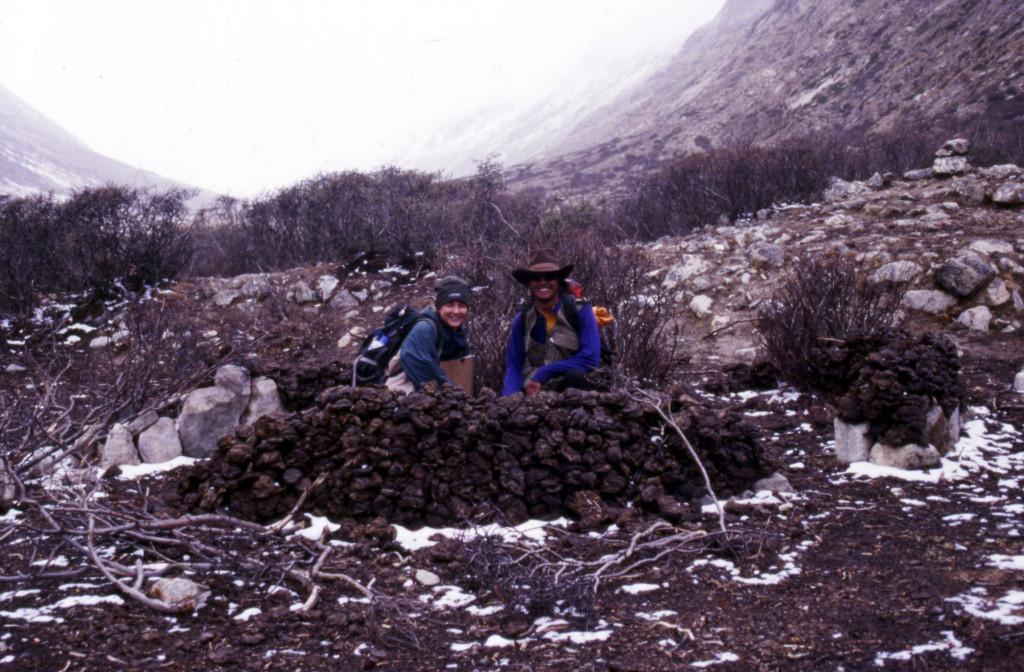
0 0 724 196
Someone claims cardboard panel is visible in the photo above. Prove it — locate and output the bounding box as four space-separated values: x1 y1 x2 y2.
440 356 474 392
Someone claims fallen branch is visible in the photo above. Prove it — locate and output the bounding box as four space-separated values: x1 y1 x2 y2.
634 389 729 537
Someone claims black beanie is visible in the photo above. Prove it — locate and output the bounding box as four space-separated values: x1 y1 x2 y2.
435 276 471 308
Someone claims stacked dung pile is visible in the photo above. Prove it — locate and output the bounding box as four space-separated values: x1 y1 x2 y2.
179 385 772 527
814 328 964 446
255 361 353 411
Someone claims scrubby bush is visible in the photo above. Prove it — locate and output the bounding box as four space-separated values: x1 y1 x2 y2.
192 168 461 276
757 254 908 394
614 116 1024 242
0 186 194 314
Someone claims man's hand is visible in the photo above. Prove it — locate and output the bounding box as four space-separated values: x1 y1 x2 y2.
525 380 542 396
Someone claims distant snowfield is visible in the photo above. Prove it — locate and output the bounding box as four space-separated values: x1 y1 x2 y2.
3 395 1022 667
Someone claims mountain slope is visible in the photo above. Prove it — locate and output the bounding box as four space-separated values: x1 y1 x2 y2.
503 0 1024 194
0 84 213 201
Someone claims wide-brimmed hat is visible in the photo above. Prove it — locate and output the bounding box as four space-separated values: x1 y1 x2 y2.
511 248 574 285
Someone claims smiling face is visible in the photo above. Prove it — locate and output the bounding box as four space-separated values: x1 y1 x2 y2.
528 272 560 309
437 300 468 329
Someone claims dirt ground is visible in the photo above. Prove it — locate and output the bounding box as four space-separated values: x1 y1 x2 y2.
3 174 1024 670
2 315 1022 671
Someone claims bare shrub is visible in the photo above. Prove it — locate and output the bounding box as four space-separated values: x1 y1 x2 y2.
0 187 194 315
0 194 62 313
196 168 463 275
3 293 230 481
757 254 908 394
457 533 595 627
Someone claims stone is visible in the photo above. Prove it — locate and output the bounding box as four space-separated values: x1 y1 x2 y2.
969 239 1015 256
752 472 793 494
868 443 942 470
241 377 286 425
316 275 340 301
823 177 868 202
951 178 987 206
125 409 160 436
983 278 1012 308
337 333 354 349
178 367 252 458
663 256 711 289
992 182 1024 205
999 257 1024 275
939 138 970 156
866 172 885 189
932 156 970 178
924 405 950 457
689 295 713 319
150 577 211 612
238 274 272 300
138 418 183 464
747 241 784 267
0 459 14 505
4 363 26 373
871 261 922 283
956 306 992 332
415 570 440 586
690 275 713 293
979 164 1021 180
934 255 996 298
902 290 957 314
903 168 933 180
212 290 240 307
1015 370 1024 394
330 289 360 308
834 418 871 464
352 289 369 302
1014 289 1024 313
289 281 317 304
215 365 252 401
944 407 962 453
101 423 139 470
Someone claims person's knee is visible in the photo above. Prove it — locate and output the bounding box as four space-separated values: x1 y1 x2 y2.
562 368 593 391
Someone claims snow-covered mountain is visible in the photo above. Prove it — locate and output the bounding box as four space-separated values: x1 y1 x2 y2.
0 83 213 201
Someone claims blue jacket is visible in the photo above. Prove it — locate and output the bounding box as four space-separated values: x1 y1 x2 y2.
502 297 599 396
398 308 470 390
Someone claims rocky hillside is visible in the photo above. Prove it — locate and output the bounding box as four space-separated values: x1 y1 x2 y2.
2 142 1024 671
0 83 214 202
503 0 1024 194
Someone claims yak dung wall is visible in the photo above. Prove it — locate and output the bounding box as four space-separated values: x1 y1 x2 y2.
178 385 773 528
816 328 964 446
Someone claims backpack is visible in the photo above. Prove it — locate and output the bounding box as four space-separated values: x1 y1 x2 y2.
518 281 616 366
351 305 440 386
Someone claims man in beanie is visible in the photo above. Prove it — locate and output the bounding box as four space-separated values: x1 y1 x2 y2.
503 248 600 396
386 276 471 393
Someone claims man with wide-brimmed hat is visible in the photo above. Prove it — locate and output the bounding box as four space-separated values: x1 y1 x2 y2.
503 248 600 396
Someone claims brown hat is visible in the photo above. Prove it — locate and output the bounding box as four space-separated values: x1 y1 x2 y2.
511 248 574 285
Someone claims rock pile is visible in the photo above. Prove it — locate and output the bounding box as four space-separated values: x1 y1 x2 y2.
179 385 773 527
100 364 285 469
822 329 964 469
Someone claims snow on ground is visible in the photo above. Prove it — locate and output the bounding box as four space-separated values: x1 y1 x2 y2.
3 391 1021 667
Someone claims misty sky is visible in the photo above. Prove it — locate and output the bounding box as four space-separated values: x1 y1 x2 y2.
0 1 724 196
